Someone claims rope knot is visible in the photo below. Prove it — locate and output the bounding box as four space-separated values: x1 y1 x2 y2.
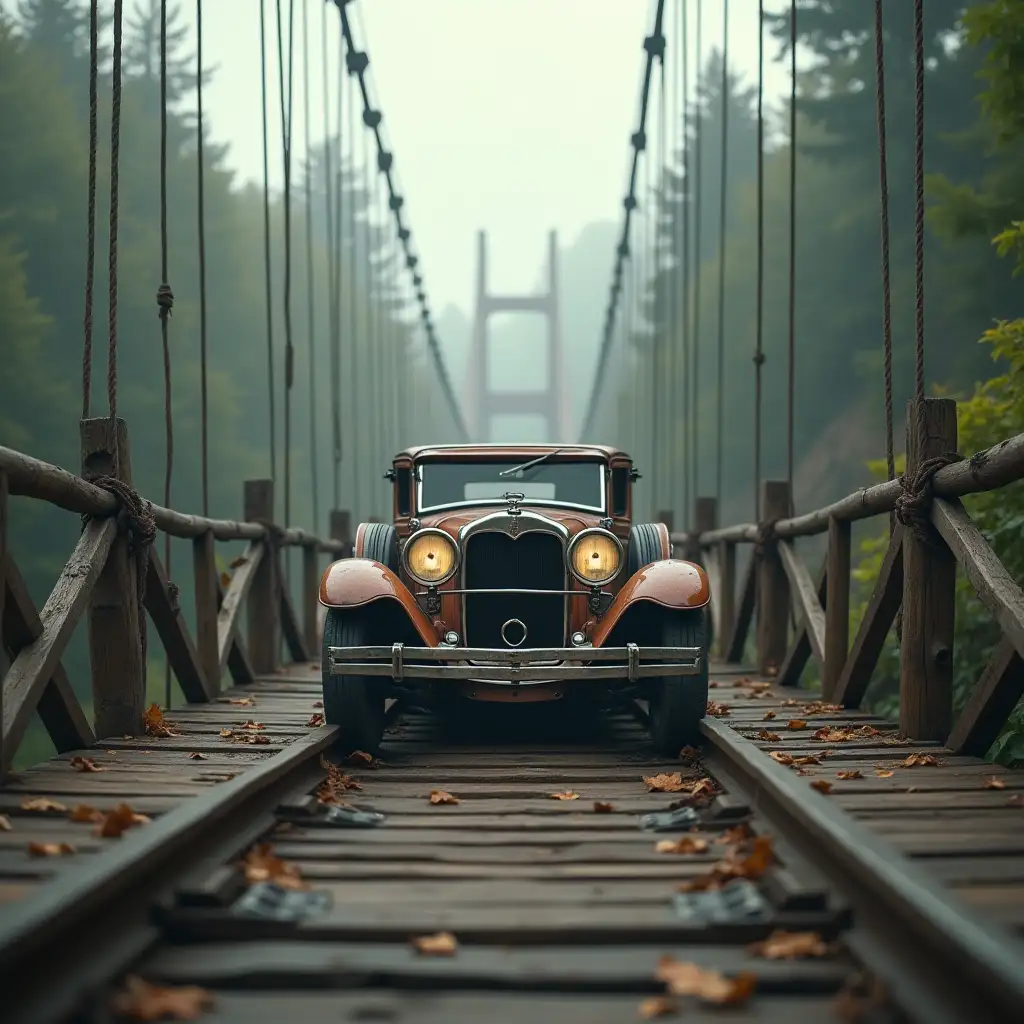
92 475 157 555
156 283 174 318
754 518 779 559
895 452 961 545
752 351 766 367
252 517 286 545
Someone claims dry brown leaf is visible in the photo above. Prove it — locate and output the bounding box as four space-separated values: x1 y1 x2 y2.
347 750 374 765
228 555 248 569
677 836 774 892
708 681 718 688
143 703 178 738
312 700 324 708
801 701 844 716
240 720 265 731
188 752 207 760
20 797 66 813
411 931 458 956
836 770 863 780
678 746 699 765
219 729 233 738
654 958 756 1006
69 804 103 823
70 755 104 773
0 815 10 831
242 843 307 890
899 753 940 768
780 698 803 706
429 790 460 805
229 732 271 745
875 769 894 778
317 757 363 803
219 570 232 589
593 801 615 813
28 842 75 857
762 710 777 721
307 713 325 728
983 777 1006 790
111 975 214 1021
769 751 821 768
757 730 781 742
749 930 829 960
655 837 709 855
228 696 254 706
705 701 731 717
550 790 580 801
643 772 688 793
787 719 808 730
638 995 678 1019
714 823 753 845
96 803 151 838
770 750 795 766
810 779 833 795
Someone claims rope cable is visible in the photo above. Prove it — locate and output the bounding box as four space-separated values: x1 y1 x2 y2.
106 0 124 424
333 26 345 502
680 0 690 525
715 0 729 507
913 0 927 430
651 41 666 514
691 0 702 506
753 0 765 521
667 0 680 520
82 1 98 419
786 0 797 497
302 0 319 529
322 0 340 508
196 0 209 516
347 56 361 516
259 0 277 488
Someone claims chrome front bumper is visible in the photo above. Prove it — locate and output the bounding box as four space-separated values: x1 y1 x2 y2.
326 644 703 683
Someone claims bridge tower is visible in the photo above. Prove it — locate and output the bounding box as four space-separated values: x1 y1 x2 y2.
465 230 570 441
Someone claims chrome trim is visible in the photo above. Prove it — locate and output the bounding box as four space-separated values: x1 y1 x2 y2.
500 618 527 648
565 527 624 588
402 527 460 588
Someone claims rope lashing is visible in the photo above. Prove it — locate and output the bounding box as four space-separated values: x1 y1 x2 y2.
895 453 962 546
82 1 99 420
753 518 779 560
156 284 174 317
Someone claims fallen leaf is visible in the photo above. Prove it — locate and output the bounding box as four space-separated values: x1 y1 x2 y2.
593 801 615 813
810 780 833 795
654 958 756 1006
307 713 325 728
705 701 731 717
983 777 1006 790
96 803 151 838
317 756 363 802
551 790 580 801
229 696 255 706
111 975 214 1021
677 836 774 892
768 751 821 767
70 756 104 773
638 995 678 1019
780 698 803 706
242 842 307 890
836 770 862 780
69 804 103 823
347 750 374 765
228 555 249 569
801 701 845 716
763 711 777 721
219 729 233 738
143 703 178 738
708 681 718 688
643 772 688 793
875 769 894 778
412 931 458 956
655 837 709 855
230 733 271 745
219 570 232 589
757 730 781 742
749 930 829 960
787 719 808 730
189 752 207 760
313 700 324 708
20 797 66 813
240 720 265 731
28 842 75 857
899 753 940 768
714 823 753 845
0 815 10 830
429 790 460 805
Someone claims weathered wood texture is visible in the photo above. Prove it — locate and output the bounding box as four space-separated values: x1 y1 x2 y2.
947 637 1024 757
823 517 851 700
899 399 958 741
775 559 827 690
778 542 825 667
726 550 756 664
244 481 279 675
217 543 265 682
280 576 310 664
193 531 220 694
756 481 791 676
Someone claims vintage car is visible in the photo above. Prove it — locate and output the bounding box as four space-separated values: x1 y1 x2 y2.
319 444 710 754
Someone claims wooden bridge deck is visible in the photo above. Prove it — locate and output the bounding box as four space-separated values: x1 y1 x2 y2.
2 662 1022 1022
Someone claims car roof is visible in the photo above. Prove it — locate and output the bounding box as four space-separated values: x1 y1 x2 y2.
398 443 629 461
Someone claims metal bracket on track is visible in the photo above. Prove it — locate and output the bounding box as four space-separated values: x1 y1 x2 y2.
231 882 332 922
640 805 700 831
672 881 771 926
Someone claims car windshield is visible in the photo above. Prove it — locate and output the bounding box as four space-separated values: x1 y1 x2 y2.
418 460 605 512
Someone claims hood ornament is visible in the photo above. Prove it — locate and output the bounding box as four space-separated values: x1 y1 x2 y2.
503 491 524 537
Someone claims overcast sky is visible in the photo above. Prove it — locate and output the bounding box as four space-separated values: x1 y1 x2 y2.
188 0 795 317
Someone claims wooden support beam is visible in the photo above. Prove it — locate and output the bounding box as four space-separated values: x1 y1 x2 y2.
832 526 903 709
216 542 264 680
81 417 145 739
144 547 212 703
947 637 1024 757
778 541 826 666
757 480 791 677
280 581 310 663
823 517 851 700
726 550 756 664
717 541 736 661
302 542 319 655
899 398 957 741
775 558 827 689
244 480 278 675
192 531 219 694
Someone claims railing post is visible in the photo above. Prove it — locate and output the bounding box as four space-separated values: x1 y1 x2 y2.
302 540 319 655
330 509 353 558
823 515 851 699
192 530 219 692
757 480 791 677
900 397 957 740
718 541 736 661
245 479 279 675
81 417 145 737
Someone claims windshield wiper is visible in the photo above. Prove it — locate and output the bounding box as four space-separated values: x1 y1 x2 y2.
497 448 567 478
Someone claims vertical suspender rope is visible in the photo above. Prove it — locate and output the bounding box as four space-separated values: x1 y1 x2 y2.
753 0 765 521
302 0 319 529
277 0 296 528
873 0 895 518
196 0 209 516
322 1 340 508
363 131 377 511
259 0 277 489
107 0 123 426
912 0 927 436
691 0 702 508
714 0 729 508
650 53 665 515
667 0 679 518
348 59 360 518
82 2 98 419
333 34 345 502
786 0 797 496
680 0 690 526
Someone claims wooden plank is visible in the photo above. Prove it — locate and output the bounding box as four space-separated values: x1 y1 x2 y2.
280 576 310 664
192 531 219 695
725 548 756 664
216 542 264 680
775 558 827 689
832 526 903 709
717 540 736 660
145 547 212 703
900 398 957 740
932 496 1024 661
947 637 1024 757
244 481 278 674
2 520 115 764
823 517 851 700
778 543 826 666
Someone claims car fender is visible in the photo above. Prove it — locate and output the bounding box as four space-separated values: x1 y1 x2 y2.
591 559 710 647
318 558 438 647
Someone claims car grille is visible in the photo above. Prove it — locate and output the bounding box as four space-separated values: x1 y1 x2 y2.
464 532 565 649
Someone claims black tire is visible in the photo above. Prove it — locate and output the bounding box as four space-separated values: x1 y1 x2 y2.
627 523 665 577
648 608 709 756
322 608 386 755
361 522 399 573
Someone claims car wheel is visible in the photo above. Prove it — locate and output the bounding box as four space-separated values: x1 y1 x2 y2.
361 522 399 573
648 607 709 756
626 523 665 577
322 608 387 755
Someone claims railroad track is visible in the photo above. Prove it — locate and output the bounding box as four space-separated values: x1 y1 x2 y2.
2 668 1023 1024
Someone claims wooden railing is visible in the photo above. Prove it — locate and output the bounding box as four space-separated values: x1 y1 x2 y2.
0 417 352 774
669 398 1024 755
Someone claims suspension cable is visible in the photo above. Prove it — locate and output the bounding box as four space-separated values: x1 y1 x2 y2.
346 47 360 516
82 2 99 419
333 25 345 505
106 0 124 424
753 0 765 521
322 1 340 508
259 0 277 489
715 0 729 507
196 0 209 516
680 0 690 524
667 0 680 520
651 38 666 515
913 0 926 432
786 0 797 497
302 0 319 528
691 0 702 503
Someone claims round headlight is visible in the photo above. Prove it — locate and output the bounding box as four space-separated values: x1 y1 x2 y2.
403 528 459 587
567 528 622 587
